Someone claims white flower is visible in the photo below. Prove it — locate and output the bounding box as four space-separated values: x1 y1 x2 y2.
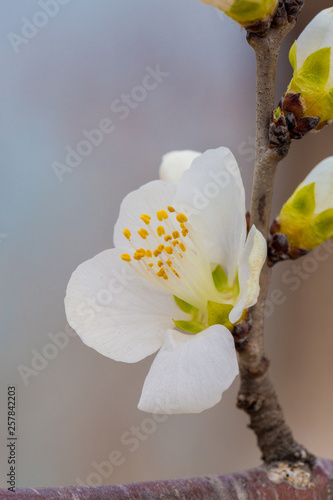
199 0 278 25
278 157 333 249
286 8 333 127
159 150 201 184
65 147 267 414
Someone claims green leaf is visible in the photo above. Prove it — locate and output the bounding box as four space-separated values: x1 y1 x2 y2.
298 47 331 89
173 320 204 334
291 183 316 216
212 265 228 292
173 296 198 315
207 301 233 329
289 40 297 70
313 209 333 239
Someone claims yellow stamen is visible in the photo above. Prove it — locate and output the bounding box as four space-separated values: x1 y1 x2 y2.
157 210 168 221
148 263 154 267
172 269 180 278
138 228 149 239
121 253 131 262
134 254 143 261
182 229 188 237
162 274 168 280
140 214 151 225
157 268 166 277
157 226 165 237
153 249 161 257
164 246 173 254
166 259 172 266
146 249 152 258
172 240 179 247
179 242 186 252
176 213 188 223
172 231 180 239
123 229 131 240
167 206 175 212
157 260 164 267
157 244 164 251
164 235 172 242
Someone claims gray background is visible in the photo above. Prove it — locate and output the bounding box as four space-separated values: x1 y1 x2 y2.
1 0 332 488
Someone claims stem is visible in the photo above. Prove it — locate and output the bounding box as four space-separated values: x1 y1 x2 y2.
237 15 315 466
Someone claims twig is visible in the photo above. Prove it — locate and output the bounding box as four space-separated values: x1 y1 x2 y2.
237 2 315 466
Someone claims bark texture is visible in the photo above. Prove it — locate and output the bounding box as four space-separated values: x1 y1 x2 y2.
2 459 333 499
237 2 315 465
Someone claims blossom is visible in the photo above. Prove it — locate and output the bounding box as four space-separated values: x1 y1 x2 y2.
277 157 333 250
198 0 278 26
65 148 266 414
285 8 333 128
159 150 200 184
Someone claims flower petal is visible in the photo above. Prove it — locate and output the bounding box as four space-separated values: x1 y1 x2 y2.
175 147 246 283
299 156 333 214
138 325 239 414
159 150 201 184
296 8 333 79
65 248 186 363
113 180 176 250
229 225 267 324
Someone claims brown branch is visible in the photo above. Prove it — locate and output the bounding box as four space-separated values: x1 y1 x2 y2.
2 459 333 499
237 2 315 466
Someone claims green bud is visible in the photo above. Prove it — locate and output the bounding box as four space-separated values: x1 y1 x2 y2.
277 157 333 249
198 0 278 26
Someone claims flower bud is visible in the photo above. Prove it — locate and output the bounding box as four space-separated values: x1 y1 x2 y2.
284 8 333 129
276 157 333 250
199 0 278 26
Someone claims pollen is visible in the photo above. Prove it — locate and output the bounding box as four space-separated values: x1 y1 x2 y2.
164 235 172 242
153 249 161 257
121 253 131 262
157 210 168 221
179 242 186 252
157 226 165 236
166 259 172 266
172 240 179 247
157 260 164 267
172 231 180 239
164 246 173 254
123 229 131 240
148 263 154 267
182 229 188 237
157 268 166 277
167 206 175 212
140 214 151 225
138 228 149 239
146 249 152 258
176 213 188 223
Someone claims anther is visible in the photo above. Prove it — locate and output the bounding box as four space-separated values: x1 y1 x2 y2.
123 229 131 240
164 246 173 254
140 214 151 225
167 206 175 212
179 242 186 252
172 231 180 239
164 235 172 242
176 213 188 223
121 253 131 262
157 226 165 237
138 229 149 239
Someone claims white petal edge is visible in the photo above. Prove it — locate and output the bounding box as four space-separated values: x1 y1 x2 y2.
229 225 267 324
138 325 239 414
298 156 333 214
113 180 177 251
175 147 246 283
159 150 201 184
65 248 187 363
296 8 333 82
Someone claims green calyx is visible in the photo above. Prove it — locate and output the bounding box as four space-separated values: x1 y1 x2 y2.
227 0 278 25
279 183 333 249
288 46 333 125
173 266 240 334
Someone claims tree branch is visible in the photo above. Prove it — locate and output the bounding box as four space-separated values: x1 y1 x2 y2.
3 459 333 499
236 2 315 466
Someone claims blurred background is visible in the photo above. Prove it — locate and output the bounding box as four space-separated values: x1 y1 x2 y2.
1 0 332 489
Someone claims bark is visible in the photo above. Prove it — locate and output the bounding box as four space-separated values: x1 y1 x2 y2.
237 2 315 466
2 459 333 499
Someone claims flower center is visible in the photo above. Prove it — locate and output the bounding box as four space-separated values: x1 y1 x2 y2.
120 205 224 312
